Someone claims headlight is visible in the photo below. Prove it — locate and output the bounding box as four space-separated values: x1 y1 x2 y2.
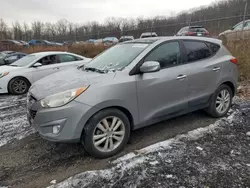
0 72 9 78
41 87 89 108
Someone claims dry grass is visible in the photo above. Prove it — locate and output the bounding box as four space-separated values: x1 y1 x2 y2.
224 39 250 81
6 43 108 58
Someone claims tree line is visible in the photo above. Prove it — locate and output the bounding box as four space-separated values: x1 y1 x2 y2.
0 0 249 42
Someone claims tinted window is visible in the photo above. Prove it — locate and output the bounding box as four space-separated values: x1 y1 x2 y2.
144 41 181 68
206 42 220 55
58 54 79 63
183 41 211 62
38 55 59 65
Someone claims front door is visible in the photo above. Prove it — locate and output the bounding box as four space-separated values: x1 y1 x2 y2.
137 41 188 125
31 55 60 82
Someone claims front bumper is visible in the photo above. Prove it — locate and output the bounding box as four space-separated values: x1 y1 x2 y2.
27 94 95 143
0 76 9 93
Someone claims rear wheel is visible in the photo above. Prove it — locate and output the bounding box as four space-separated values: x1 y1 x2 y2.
82 108 130 159
9 77 30 95
207 84 233 118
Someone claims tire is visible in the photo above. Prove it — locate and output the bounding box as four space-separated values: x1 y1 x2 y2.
82 108 131 159
206 84 233 118
8 77 30 95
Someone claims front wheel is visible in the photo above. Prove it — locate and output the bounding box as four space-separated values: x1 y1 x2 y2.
207 84 233 118
82 108 131 159
8 77 30 95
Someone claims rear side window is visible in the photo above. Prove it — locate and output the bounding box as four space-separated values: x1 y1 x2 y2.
206 42 220 55
58 54 81 63
183 41 211 62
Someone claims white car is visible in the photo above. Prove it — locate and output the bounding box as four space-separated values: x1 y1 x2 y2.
0 51 91 95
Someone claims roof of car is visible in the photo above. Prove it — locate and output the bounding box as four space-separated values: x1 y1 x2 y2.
128 36 222 44
30 51 70 56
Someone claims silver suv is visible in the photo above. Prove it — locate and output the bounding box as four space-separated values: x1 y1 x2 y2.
27 37 238 158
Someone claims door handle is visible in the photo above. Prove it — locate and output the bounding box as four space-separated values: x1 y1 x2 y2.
213 67 221 71
177 75 187 80
53 67 60 70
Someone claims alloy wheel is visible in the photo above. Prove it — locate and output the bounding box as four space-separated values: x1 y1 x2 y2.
12 79 28 94
93 116 125 152
215 89 231 114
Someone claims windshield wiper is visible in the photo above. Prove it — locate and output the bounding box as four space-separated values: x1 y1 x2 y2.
84 67 106 73
8 64 18 67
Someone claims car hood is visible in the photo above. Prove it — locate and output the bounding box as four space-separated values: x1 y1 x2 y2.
29 68 116 100
0 65 23 72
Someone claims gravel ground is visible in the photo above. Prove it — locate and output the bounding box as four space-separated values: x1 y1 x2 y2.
0 93 249 188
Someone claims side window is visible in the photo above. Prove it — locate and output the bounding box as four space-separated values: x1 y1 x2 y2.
233 23 243 31
38 55 59 66
206 42 220 55
183 41 211 62
144 41 181 69
244 21 250 30
58 54 80 63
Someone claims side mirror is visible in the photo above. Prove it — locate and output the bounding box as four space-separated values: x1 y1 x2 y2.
140 61 160 73
32 62 42 68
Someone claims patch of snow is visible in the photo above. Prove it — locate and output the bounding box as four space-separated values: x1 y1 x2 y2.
247 164 250 167
50 180 57 184
149 161 159 165
166 174 174 178
246 132 250 136
0 95 35 147
196 146 203 151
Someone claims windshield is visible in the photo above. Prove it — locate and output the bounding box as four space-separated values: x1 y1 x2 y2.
11 54 38 67
85 43 149 72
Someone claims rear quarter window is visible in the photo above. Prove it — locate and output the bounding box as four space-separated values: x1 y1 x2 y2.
183 40 211 62
206 42 220 55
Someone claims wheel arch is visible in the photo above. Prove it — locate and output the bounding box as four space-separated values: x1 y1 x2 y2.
80 105 135 141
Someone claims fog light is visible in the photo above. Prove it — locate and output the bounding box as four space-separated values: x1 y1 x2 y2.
52 125 61 134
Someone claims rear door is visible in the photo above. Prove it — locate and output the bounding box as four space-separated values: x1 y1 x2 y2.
181 40 222 107
137 41 189 124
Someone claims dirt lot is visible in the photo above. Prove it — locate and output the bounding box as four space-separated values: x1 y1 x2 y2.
0 87 250 188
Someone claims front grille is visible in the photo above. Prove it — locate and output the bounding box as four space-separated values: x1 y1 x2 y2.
29 110 37 119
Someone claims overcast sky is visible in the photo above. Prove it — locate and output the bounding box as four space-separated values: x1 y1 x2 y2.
0 0 217 24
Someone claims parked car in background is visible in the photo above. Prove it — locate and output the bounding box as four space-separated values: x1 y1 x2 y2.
0 40 23 49
140 32 158 38
0 51 91 95
176 26 210 37
18 40 29 47
218 19 250 41
0 51 15 57
94 39 103 45
0 52 27 66
28 39 53 46
103 37 118 46
119 36 134 42
27 36 238 158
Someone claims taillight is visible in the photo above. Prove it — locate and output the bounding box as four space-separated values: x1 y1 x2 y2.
186 32 195 36
230 58 238 65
